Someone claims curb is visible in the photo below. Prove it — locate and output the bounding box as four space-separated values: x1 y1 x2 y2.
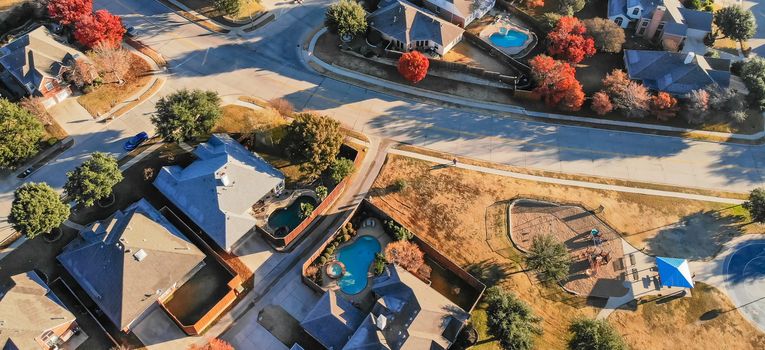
305 27 765 143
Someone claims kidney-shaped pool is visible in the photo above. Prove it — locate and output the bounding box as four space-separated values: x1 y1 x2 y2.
336 235 381 295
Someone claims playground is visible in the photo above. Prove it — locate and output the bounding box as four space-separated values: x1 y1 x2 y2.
509 199 627 297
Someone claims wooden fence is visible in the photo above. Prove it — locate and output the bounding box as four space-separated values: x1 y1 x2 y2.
261 147 363 249
159 275 242 335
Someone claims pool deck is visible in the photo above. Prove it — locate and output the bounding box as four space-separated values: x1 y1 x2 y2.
478 20 534 56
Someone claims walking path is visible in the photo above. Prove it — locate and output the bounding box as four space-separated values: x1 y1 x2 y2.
389 149 745 204
305 28 765 142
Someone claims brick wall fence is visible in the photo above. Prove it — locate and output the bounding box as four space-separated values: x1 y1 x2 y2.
261 146 363 249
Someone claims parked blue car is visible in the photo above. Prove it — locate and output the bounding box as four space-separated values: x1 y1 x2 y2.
124 132 149 151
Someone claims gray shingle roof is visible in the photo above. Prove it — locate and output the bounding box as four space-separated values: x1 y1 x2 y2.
58 199 205 330
368 0 464 47
608 0 712 33
609 0 628 17
678 8 712 31
301 291 365 349
153 134 285 252
343 265 469 350
0 271 75 350
0 26 82 94
624 50 730 95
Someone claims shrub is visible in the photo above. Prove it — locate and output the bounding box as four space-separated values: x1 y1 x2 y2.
741 57 765 110
650 92 679 120
268 98 294 117
539 13 562 32
300 202 315 219
683 88 710 124
393 178 408 192
591 92 613 116
485 286 543 350
213 0 240 16
373 253 387 276
525 234 571 284
557 0 585 15
315 185 328 200
341 222 357 237
330 157 355 184
384 240 430 279
385 220 413 241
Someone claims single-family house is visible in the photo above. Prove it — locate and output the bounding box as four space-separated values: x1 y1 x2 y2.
368 0 465 56
58 199 206 333
0 271 81 350
154 133 285 252
303 265 469 350
0 26 90 108
624 50 731 95
608 0 712 52
422 0 495 27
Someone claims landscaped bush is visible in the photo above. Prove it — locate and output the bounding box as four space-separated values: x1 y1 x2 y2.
393 179 408 192
300 202 315 219
373 253 387 276
340 222 356 240
744 187 765 223
591 92 613 116
385 220 413 241
567 318 626 350
315 185 328 200
330 157 355 184
268 98 294 117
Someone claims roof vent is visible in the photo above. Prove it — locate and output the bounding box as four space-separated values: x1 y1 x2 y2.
684 52 695 65
218 173 231 187
133 249 147 262
393 15 397 23
375 314 388 330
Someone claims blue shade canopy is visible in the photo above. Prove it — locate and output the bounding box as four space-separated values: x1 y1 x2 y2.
656 257 694 288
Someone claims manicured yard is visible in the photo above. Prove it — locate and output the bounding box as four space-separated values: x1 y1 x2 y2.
77 53 152 117
228 0 265 22
609 283 765 350
369 154 759 348
171 0 263 25
0 0 23 11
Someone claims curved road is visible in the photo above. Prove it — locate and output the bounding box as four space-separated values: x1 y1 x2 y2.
91 0 765 194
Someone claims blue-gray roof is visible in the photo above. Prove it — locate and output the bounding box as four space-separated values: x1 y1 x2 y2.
154 134 285 252
301 291 365 350
678 8 712 31
368 0 464 47
624 50 731 95
608 0 628 17
58 199 205 330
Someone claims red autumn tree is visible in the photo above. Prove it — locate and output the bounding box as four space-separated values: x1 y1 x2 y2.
74 10 126 49
526 0 545 7
547 16 596 64
397 51 429 84
591 91 613 116
529 55 585 111
188 338 234 350
48 0 92 26
650 92 679 120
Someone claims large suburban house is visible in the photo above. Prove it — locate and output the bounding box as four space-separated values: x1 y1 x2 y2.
422 0 495 28
58 199 207 333
0 26 89 107
624 50 731 95
0 271 81 349
369 0 465 56
608 0 712 52
302 265 469 349
154 134 285 252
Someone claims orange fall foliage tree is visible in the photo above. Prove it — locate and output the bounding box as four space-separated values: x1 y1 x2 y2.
529 55 585 111
547 16 596 64
591 91 613 116
397 51 430 84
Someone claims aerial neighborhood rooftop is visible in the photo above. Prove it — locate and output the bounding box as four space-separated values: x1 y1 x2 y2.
0 0 765 349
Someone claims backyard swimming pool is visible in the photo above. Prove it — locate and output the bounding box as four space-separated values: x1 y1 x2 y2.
267 196 317 237
337 235 381 295
489 30 529 48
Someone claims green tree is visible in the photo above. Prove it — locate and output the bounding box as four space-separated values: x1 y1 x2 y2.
64 152 123 207
714 6 757 42
583 18 626 53
385 220 413 241
213 0 241 15
740 57 765 110
485 286 542 350
568 318 627 350
744 187 765 223
152 89 222 143
325 0 367 38
10 183 70 239
557 0 585 15
330 157 354 184
282 113 343 179
0 99 44 168
525 234 571 284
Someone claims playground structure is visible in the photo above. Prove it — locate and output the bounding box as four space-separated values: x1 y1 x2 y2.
585 229 612 277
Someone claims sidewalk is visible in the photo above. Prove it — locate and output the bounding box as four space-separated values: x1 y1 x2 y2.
305 27 765 142
388 148 745 204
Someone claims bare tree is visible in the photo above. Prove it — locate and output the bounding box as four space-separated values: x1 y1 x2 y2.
68 59 98 88
91 42 132 84
19 97 53 126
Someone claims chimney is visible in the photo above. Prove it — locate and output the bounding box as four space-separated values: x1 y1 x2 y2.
393 15 397 23
374 314 388 330
644 6 666 40
683 52 695 64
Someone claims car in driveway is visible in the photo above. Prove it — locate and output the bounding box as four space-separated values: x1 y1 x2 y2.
124 132 149 151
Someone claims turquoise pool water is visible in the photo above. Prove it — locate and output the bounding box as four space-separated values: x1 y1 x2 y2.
337 235 381 295
267 196 318 237
489 30 529 47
